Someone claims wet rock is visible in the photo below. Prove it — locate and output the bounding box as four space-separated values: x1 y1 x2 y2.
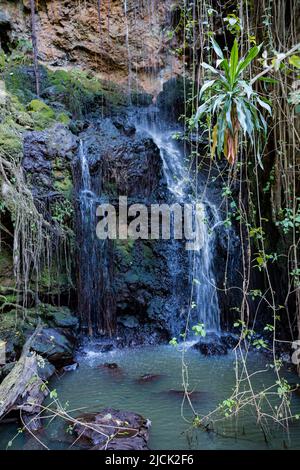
137 374 164 384
164 389 205 401
30 327 76 368
39 304 79 330
0 304 79 369
98 344 114 353
73 409 151 450
117 315 139 329
103 363 119 370
63 362 79 372
193 332 238 356
22 124 77 198
0 362 15 382
194 341 228 356
115 323 169 348
37 358 56 381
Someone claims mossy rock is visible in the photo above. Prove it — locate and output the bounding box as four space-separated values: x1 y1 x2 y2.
36 304 79 329
27 99 56 130
0 247 14 288
0 123 22 159
0 304 78 364
57 112 70 125
38 263 73 294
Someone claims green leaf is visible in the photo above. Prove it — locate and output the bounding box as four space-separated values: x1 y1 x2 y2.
230 39 239 84
194 102 209 122
289 55 300 69
211 38 224 59
239 80 253 99
257 97 272 115
199 80 216 99
237 44 261 76
219 58 230 81
236 99 248 135
258 77 279 84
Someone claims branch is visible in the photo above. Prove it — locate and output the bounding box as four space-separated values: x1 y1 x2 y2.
250 43 300 85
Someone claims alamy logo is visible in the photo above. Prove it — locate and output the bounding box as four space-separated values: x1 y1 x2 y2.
0 340 6 365
95 197 207 251
292 340 300 365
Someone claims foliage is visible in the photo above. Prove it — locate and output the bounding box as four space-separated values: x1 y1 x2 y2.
193 38 271 166
192 323 206 337
27 99 56 130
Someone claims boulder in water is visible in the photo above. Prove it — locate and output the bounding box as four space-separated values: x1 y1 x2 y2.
136 374 164 384
72 409 151 450
30 327 77 368
103 362 119 370
160 389 206 402
193 332 238 356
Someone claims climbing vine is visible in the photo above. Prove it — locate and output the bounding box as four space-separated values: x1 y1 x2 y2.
167 0 300 442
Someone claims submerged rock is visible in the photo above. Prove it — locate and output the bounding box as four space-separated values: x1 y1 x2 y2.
136 374 164 384
102 363 120 370
159 389 206 402
193 332 239 356
72 409 151 450
63 362 79 372
0 304 79 369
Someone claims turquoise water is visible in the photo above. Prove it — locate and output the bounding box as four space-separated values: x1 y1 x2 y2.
1 344 300 450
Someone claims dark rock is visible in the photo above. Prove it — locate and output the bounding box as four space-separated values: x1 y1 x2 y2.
193 332 239 356
22 413 43 433
137 374 164 384
117 315 139 329
194 341 228 356
39 305 79 330
30 327 76 368
73 409 151 450
0 362 15 382
167 389 204 399
22 124 77 197
63 362 79 372
98 344 114 353
103 363 119 370
37 358 55 381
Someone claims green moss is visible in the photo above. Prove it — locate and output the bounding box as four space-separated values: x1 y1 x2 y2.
115 239 135 264
0 51 6 73
27 99 56 130
3 67 36 104
0 247 14 290
53 174 73 196
38 264 72 295
57 112 70 125
0 123 22 159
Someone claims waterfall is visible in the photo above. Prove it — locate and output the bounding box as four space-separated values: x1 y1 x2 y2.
135 113 221 333
79 139 91 191
76 140 116 336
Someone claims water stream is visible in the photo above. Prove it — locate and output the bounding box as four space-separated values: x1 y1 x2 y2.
2 345 300 450
135 112 221 332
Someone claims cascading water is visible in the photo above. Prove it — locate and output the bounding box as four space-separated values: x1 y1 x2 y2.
76 140 116 336
135 111 221 334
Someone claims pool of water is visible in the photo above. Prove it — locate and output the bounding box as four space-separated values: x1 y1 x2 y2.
1 344 300 450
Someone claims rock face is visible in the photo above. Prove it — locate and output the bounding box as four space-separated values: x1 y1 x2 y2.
73 409 151 450
0 0 183 95
23 123 77 198
193 332 239 356
73 113 190 337
0 304 79 369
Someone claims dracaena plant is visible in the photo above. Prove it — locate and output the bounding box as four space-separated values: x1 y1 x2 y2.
193 38 272 166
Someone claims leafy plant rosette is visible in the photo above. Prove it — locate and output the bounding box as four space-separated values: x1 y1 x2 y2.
193 38 272 167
